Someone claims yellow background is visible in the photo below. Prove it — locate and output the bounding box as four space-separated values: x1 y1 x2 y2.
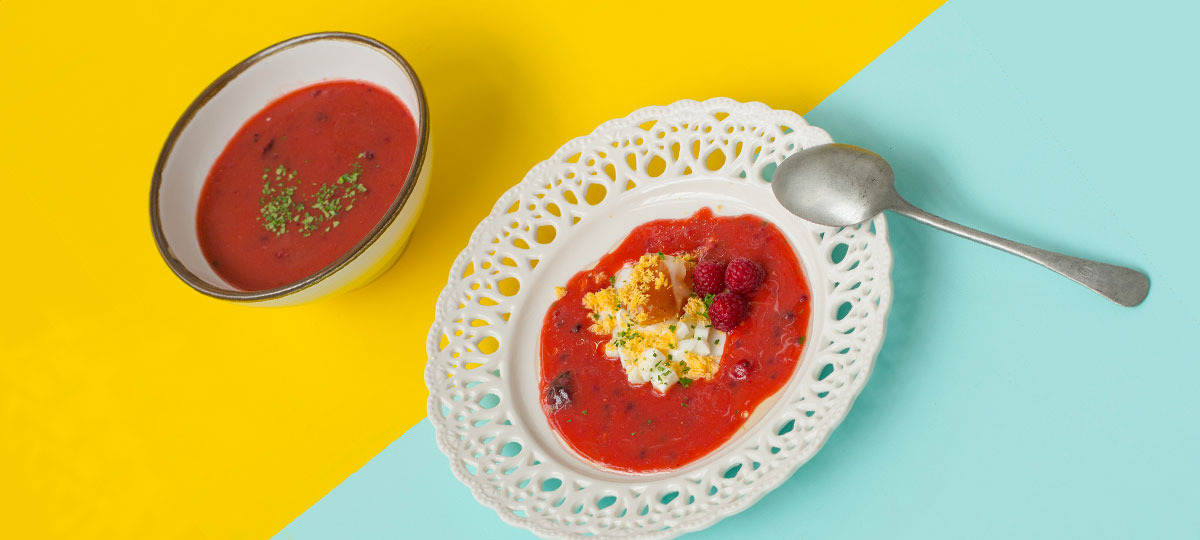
0 1 939 537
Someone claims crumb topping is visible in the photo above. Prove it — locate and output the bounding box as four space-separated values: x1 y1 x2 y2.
679 351 718 379
582 287 619 334
682 296 707 323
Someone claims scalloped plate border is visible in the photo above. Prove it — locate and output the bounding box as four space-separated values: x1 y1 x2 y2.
425 98 893 539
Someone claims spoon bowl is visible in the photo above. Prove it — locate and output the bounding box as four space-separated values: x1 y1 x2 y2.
773 143 897 227
772 143 1149 307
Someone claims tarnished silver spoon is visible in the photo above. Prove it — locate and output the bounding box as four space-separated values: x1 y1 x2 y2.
772 143 1149 307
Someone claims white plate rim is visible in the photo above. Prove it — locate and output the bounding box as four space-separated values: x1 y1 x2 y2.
424 98 894 539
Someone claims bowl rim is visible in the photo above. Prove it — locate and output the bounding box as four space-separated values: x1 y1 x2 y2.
149 31 430 302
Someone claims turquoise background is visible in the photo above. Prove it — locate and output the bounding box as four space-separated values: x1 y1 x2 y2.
275 1 1200 538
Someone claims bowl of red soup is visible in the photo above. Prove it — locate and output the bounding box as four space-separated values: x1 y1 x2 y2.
151 32 430 305
425 99 894 538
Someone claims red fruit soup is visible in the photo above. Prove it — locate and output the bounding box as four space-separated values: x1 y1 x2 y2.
539 208 811 472
196 80 419 291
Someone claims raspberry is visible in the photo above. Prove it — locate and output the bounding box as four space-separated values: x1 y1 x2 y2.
708 292 748 331
725 258 764 294
692 260 725 295
546 371 573 412
729 360 752 381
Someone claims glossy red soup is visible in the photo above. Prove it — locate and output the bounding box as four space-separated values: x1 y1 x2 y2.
196 80 418 291
539 208 811 472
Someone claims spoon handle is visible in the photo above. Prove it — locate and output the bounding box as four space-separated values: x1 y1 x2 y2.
888 198 1149 307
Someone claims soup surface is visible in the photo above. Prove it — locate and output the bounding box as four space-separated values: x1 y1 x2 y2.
196 80 418 291
539 208 811 472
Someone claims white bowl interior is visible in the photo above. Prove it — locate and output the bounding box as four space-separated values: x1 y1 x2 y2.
158 37 425 290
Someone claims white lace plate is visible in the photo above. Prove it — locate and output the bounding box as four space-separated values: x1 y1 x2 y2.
424 98 893 539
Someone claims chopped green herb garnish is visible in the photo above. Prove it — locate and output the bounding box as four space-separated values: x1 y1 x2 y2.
609 275 615 284
257 155 369 237
258 167 299 236
668 325 676 332
679 377 693 388
700 293 716 316
797 336 805 345
657 251 665 260
312 183 342 218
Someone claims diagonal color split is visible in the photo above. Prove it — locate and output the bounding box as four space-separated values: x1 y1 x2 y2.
276 1 1200 538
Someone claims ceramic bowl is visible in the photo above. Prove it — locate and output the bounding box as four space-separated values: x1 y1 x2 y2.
150 32 431 305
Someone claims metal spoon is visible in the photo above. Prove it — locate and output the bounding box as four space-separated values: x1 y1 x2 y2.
772 143 1149 307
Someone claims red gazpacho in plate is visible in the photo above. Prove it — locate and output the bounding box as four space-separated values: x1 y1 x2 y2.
539 208 811 472
196 80 419 291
